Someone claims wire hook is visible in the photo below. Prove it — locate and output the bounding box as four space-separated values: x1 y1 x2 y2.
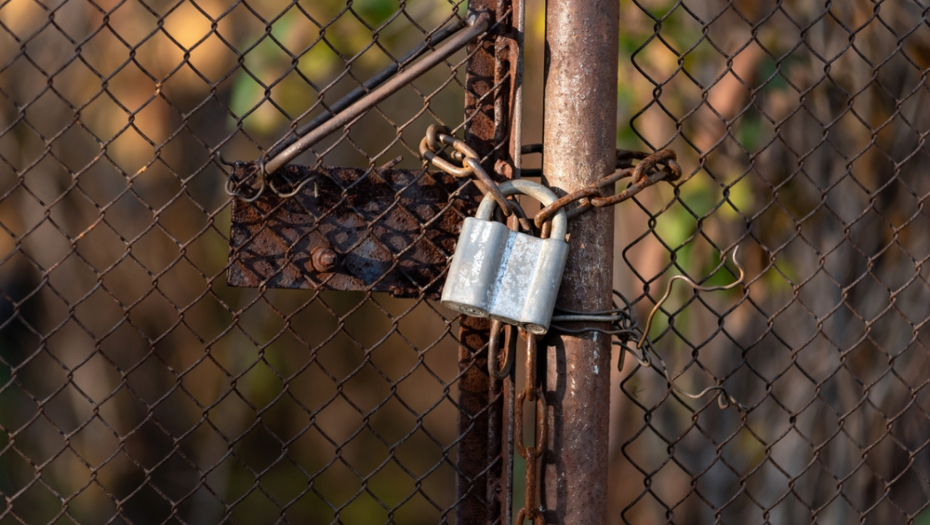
219 152 267 203
637 246 745 350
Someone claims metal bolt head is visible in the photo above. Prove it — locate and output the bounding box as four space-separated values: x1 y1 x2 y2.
310 246 339 273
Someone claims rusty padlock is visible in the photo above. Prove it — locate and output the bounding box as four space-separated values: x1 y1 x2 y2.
441 179 569 334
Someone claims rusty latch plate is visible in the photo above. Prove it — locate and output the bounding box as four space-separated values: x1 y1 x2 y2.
227 163 481 298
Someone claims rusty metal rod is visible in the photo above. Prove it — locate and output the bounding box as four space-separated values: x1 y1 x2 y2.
264 12 490 175
457 4 509 524
266 20 467 159
541 0 619 523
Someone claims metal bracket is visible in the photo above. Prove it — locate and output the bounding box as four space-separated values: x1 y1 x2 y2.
227 163 481 298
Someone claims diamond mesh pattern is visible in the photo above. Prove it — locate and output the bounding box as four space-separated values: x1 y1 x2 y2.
612 1 930 523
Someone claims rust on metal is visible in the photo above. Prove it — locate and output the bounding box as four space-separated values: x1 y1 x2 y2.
457 1 517 524
515 333 547 525
227 162 481 298
309 245 339 273
541 0 619 523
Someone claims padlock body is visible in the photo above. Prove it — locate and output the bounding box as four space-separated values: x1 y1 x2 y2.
441 217 569 334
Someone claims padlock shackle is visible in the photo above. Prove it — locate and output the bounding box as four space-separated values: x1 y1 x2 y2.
475 180 569 241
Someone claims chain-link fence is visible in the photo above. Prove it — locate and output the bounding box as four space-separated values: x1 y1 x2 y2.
609 1 930 523
0 0 506 523
2 0 930 524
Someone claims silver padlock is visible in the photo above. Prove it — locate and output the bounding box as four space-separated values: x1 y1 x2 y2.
441 179 569 335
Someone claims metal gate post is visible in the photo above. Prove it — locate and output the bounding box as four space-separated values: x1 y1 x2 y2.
541 0 619 523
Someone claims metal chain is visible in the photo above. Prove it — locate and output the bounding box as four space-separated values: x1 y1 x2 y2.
488 319 515 380
423 129 745 517
533 147 682 228
419 125 513 214
421 131 682 229
514 332 547 525
421 128 749 410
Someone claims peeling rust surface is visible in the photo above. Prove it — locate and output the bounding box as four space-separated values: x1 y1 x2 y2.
227 163 481 298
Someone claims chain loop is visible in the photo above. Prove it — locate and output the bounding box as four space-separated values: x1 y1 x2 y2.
419 128 474 177
488 320 515 380
419 125 513 215
533 187 601 229
533 147 681 225
502 199 536 235
514 332 547 525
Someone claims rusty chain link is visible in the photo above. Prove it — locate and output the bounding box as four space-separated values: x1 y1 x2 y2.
488 319 515 380
420 130 683 229
419 124 513 214
514 332 547 525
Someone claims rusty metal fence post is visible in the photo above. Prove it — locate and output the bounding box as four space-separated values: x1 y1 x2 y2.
457 2 519 524
541 0 619 523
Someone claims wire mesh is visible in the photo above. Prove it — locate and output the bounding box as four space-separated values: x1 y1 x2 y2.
611 1 930 523
0 0 510 523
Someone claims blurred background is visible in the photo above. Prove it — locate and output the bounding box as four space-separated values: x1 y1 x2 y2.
1 0 930 523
